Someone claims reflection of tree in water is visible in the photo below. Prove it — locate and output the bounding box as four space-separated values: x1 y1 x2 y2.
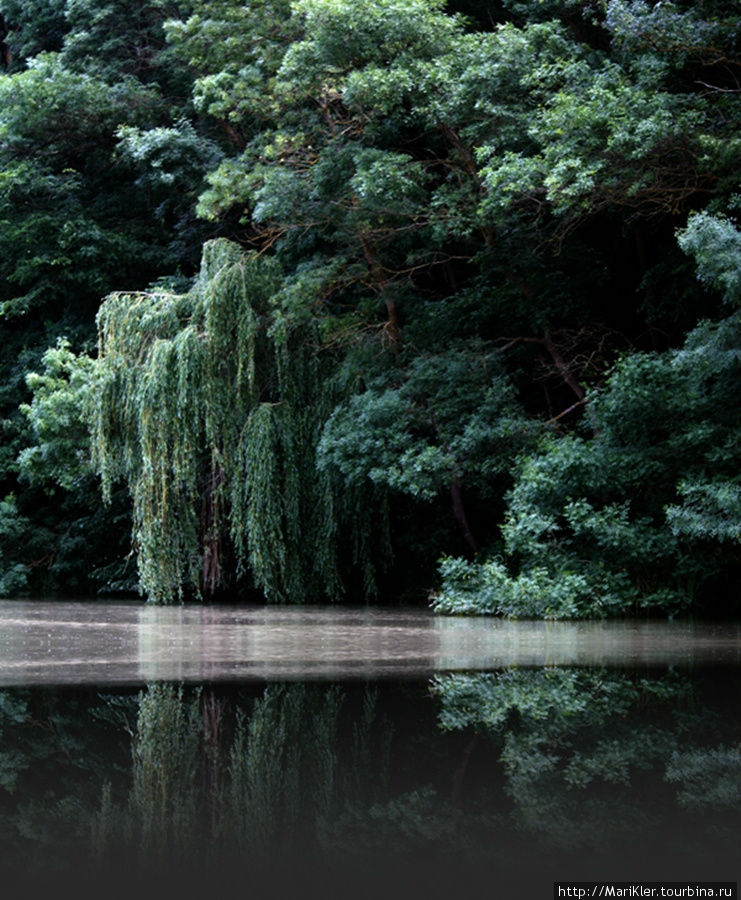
667 745 741 810
1 672 740 885
0 689 135 881
110 684 201 863
226 682 344 859
665 741 741 851
431 669 741 855
94 682 393 872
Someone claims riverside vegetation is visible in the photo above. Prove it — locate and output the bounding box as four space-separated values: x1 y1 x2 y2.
0 0 739 616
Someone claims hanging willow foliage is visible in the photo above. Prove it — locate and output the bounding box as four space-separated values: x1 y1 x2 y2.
90 238 376 603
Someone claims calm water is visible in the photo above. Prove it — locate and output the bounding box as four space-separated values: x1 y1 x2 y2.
0 601 739 900
1 601 740 683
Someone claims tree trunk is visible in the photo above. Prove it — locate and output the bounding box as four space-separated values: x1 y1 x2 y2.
451 477 478 555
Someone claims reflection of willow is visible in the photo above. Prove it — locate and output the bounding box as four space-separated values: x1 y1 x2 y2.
129 684 201 859
432 669 741 851
94 682 391 869
1 676 739 880
226 682 343 858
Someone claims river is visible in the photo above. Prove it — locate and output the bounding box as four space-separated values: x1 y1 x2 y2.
0 601 739 899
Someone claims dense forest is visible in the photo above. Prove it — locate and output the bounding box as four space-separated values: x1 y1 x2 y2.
0 0 738 615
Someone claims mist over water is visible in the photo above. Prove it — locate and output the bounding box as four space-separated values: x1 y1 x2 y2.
1 601 740 684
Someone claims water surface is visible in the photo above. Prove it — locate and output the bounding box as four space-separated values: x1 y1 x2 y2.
1 601 740 683
0 601 739 899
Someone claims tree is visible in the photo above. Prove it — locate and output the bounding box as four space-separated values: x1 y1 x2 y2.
319 344 537 554
2 0 740 611
90 238 386 602
0 2 212 596
434 213 741 617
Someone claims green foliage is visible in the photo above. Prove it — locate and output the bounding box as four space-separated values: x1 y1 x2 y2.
479 59 715 231
0 336 135 597
667 480 741 544
61 0 193 86
18 340 94 491
319 346 534 500
1 0 740 610
435 215 741 617
0 50 189 319
0 495 30 595
116 119 221 191
164 0 294 121
0 2 214 597
436 318 741 616
433 555 598 618
281 0 462 86
473 5 739 235
678 211 741 306
91 238 378 602
606 1 737 79
0 0 67 67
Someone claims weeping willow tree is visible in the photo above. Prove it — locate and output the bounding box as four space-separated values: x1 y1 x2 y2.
90 238 372 603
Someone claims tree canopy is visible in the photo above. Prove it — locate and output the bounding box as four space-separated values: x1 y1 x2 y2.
0 0 739 614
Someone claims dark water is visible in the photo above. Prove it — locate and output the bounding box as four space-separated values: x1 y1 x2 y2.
0 602 739 900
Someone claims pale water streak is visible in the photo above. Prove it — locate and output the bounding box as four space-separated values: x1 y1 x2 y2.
0 600 739 684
